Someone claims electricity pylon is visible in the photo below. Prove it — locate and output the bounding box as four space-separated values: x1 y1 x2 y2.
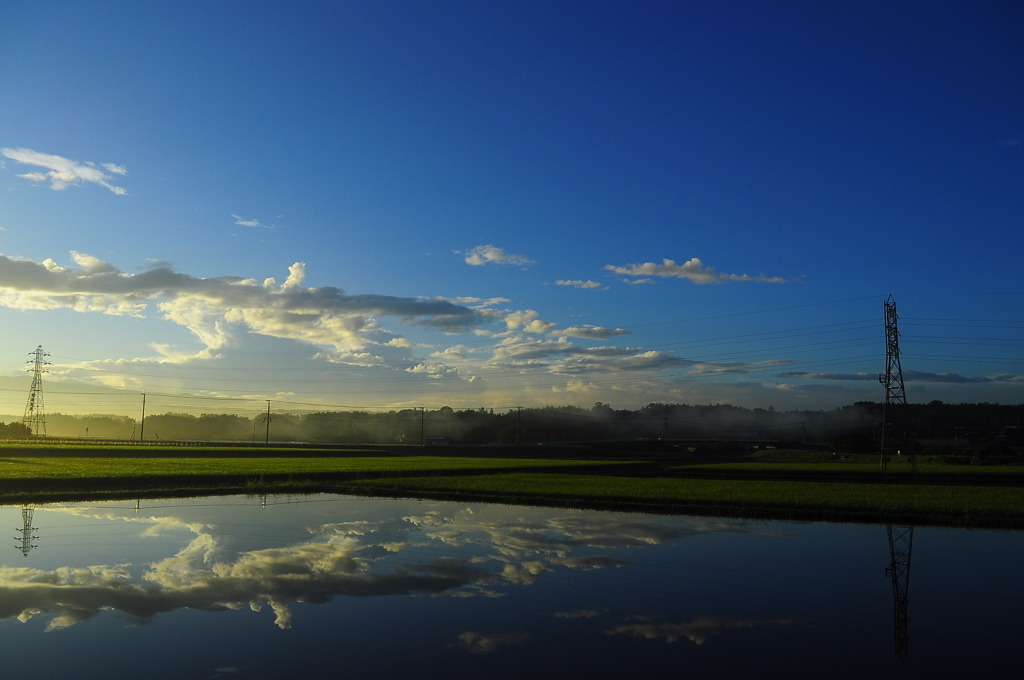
885 524 914 660
22 345 50 436
14 506 39 557
878 296 913 470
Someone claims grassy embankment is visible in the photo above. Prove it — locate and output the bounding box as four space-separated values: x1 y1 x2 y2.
346 470 1024 528
2 443 1022 528
0 444 618 501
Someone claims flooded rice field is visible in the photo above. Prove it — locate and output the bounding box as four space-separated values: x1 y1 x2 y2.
1 495 1020 678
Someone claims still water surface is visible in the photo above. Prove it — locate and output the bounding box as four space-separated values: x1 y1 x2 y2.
1 495 1019 678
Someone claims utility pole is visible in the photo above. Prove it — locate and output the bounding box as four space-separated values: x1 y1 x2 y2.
878 295 912 471
265 400 272 444
22 345 50 436
140 392 146 442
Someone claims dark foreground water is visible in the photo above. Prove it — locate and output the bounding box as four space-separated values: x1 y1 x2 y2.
1 495 1019 679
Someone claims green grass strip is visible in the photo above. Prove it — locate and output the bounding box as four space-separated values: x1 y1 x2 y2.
685 462 1024 476
0 456 617 481
3 454 1022 528
342 472 1024 527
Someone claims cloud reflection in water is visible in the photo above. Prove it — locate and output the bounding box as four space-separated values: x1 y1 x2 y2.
0 500 786 634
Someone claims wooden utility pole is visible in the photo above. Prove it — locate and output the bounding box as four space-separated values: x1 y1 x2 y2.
265 400 271 444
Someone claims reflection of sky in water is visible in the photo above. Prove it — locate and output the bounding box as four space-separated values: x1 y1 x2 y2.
1 497 1021 678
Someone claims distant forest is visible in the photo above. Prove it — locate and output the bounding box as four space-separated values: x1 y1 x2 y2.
3 401 1022 454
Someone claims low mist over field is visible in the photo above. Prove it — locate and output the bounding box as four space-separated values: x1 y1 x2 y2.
4 402 1020 456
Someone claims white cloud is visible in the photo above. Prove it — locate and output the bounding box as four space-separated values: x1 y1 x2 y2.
70 250 117 274
313 350 387 367
490 336 576 363
500 309 557 334
3 251 736 406
547 349 684 375
0 248 860 410
0 252 481 357
484 334 681 376
555 279 603 289
1 147 127 195
441 295 510 307
555 325 629 340
460 245 535 267
605 257 795 284
232 214 271 229
405 361 460 379
282 261 305 289
430 344 472 360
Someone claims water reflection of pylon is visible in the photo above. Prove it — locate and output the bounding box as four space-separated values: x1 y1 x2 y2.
885 524 914 660
15 506 39 557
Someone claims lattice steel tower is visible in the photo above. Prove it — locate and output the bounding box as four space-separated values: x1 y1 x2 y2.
22 345 50 436
878 296 912 470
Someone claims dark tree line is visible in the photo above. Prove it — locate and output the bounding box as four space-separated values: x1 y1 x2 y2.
0 421 31 437
10 401 1022 453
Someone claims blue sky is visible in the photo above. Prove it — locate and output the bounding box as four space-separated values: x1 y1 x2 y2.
1 1 1022 418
